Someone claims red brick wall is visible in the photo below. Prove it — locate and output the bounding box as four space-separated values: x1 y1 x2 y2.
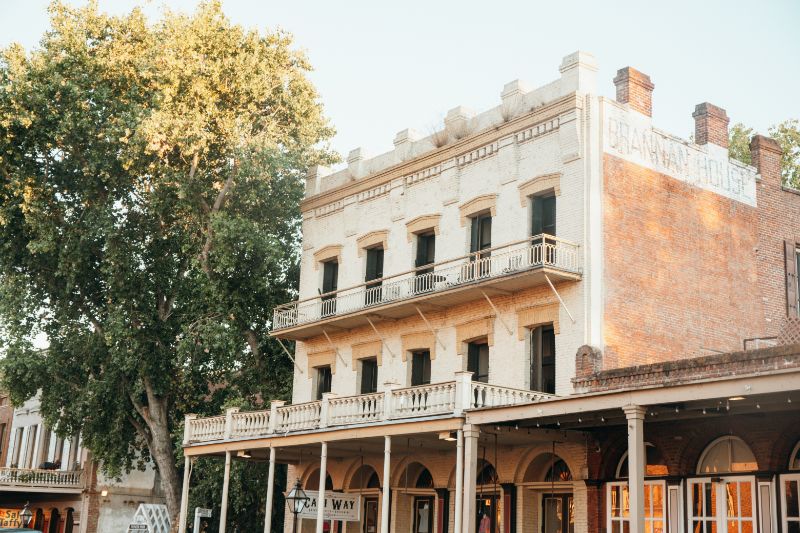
602 153 764 368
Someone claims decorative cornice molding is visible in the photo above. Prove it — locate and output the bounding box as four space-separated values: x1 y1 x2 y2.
356 230 389 256
313 245 343 269
405 214 442 242
518 173 562 206
459 194 498 226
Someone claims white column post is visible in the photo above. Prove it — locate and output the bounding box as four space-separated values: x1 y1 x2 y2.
316 442 329 533
269 400 285 434
454 371 474 416
178 456 192 533
381 436 391 533
462 425 479 533
218 451 232 533
454 429 464 533
382 381 399 420
263 447 277 533
623 405 647 533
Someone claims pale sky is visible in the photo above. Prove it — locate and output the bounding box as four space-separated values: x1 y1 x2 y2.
1 0 798 162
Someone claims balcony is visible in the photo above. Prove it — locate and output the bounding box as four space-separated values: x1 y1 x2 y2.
184 378 555 445
0 467 85 493
272 234 581 339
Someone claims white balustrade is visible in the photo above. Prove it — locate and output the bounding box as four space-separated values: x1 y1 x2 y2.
273 234 581 330
0 467 84 489
328 393 384 426
230 410 270 438
275 401 321 432
470 382 555 409
390 382 457 419
188 415 225 443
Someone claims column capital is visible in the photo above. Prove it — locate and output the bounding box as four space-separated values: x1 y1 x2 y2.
622 405 646 419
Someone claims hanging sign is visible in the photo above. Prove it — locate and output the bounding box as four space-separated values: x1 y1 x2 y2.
298 491 360 522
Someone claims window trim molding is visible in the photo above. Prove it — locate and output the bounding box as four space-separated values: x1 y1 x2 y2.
516 303 560 340
518 173 561 207
307 349 337 374
458 194 497 226
357 230 389 257
406 214 441 242
351 340 383 366
455 316 495 356
401 331 436 361
313 244 343 269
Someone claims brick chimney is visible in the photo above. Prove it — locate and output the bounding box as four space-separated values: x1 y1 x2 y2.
693 102 730 148
613 67 654 117
750 134 782 184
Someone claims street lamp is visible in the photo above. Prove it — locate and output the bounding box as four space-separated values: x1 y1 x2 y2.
20 502 32 529
285 479 309 533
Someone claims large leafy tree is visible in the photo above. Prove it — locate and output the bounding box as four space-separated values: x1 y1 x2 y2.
0 0 334 527
729 119 800 190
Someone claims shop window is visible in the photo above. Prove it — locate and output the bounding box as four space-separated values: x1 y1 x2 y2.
360 358 378 395
606 481 666 533
467 341 489 383
315 365 332 400
410 350 431 386
530 325 556 394
696 436 757 474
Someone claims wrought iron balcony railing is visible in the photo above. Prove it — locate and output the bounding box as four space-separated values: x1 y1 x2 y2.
272 234 581 332
183 375 556 445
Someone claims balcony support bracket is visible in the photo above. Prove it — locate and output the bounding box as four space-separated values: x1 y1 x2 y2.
415 306 445 349
322 328 348 367
544 273 577 324
366 316 396 358
480 291 513 335
275 337 304 374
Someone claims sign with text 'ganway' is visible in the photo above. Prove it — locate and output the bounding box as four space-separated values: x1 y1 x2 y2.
298 491 360 522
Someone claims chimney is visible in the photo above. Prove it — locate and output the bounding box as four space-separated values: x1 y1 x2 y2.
613 67 654 117
693 103 730 148
750 135 782 185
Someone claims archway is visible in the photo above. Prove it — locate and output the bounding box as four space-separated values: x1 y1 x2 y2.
696 436 757 474
48 508 60 533
615 443 669 478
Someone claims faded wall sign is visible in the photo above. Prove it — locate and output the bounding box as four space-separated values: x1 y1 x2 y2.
603 100 758 207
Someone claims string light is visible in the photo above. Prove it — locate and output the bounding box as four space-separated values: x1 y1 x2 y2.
702 408 706 415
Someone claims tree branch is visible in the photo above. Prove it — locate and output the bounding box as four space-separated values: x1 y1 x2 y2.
198 159 237 276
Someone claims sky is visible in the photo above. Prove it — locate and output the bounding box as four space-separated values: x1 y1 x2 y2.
1 0 799 163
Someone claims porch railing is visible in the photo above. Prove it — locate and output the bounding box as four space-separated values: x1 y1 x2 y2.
184 375 556 444
0 467 84 489
272 234 581 331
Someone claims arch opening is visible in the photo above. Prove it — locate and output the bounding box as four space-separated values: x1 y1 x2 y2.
697 436 757 474
616 443 668 478
522 453 572 483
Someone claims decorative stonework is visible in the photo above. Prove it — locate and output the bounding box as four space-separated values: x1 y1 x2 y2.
356 182 392 204
455 141 499 168
351 340 382 366
307 349 337 374
356 230 389 256
515 117 560 145
313 199 345 218
455 316 495 356
313 245 343 268
459 194 498 226
405 214 442 241
518 173 562 206
404 165 442 188
516 303 559 340
401 331 436 361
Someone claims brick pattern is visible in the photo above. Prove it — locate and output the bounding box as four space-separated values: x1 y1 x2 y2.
613 67 654 117
692 102 730 147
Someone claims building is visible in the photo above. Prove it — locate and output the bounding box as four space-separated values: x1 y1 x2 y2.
0 394 164 532
177 51 800 533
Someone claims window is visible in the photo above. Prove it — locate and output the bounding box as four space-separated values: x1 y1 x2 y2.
786 241 799 318
321 260 339 317
530 325 556 394
360 358 379 395
411 350 431 386
364 247 384 306
467 341 489 383
415 233 436 274
607 481 666 533
616 443 669 478
470 213 492 254
315 365 332 400
696 436 757 474
532 193 556 237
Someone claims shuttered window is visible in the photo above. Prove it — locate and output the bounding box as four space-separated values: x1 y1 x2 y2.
787 241 799 318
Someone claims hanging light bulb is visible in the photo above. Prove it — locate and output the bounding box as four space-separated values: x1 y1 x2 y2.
702 408 707 415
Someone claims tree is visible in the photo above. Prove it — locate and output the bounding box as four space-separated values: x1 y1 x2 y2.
0 1 335 528
728 119 800 190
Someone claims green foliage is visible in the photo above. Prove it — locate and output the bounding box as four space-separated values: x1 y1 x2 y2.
728 119 800 191
728 122 753 166
0 0 335 525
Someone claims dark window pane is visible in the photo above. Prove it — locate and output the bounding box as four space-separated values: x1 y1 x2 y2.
470 214 492 253
316 366 332 400
532 194 557 236
360 358 379 394
365 248 384 306
787 480 800 518
467 342 489 383
530 325 556 394
411 351 431 386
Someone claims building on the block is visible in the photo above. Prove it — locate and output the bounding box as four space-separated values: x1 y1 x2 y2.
178 51 800 533
0 394 164 532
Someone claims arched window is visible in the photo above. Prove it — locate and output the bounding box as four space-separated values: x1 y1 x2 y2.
790 441 800 471
305 469 334 491
476 462 498 486
544 459 572 482
349 465 380 490
616 443 668 478
415 468 434 489
696 436 757 474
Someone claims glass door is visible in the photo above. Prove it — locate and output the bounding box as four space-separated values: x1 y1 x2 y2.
363 498 378 533
688 477 756 533
413 496 434 533
476 494 499 533
541 493 574 533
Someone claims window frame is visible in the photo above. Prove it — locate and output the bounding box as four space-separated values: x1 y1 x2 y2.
606 480 667 533
360 357 379 395
529 324 556 394
466 341 490 383
315 365 333 400
470 212 492 254
410 350 432 387
531 192 557 238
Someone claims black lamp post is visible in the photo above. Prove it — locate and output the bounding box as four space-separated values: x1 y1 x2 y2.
20 501 32 529
285 479 310 533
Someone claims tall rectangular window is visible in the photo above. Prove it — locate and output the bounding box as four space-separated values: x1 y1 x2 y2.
416 233 436 274
530 325 556 394
467 341 489 383
321 260 338 317
315 365 332 400
360 358 379 394
470 213 492 254
365 247 384 306
532 194 556 237
411 350 431 386
796 248 800 316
